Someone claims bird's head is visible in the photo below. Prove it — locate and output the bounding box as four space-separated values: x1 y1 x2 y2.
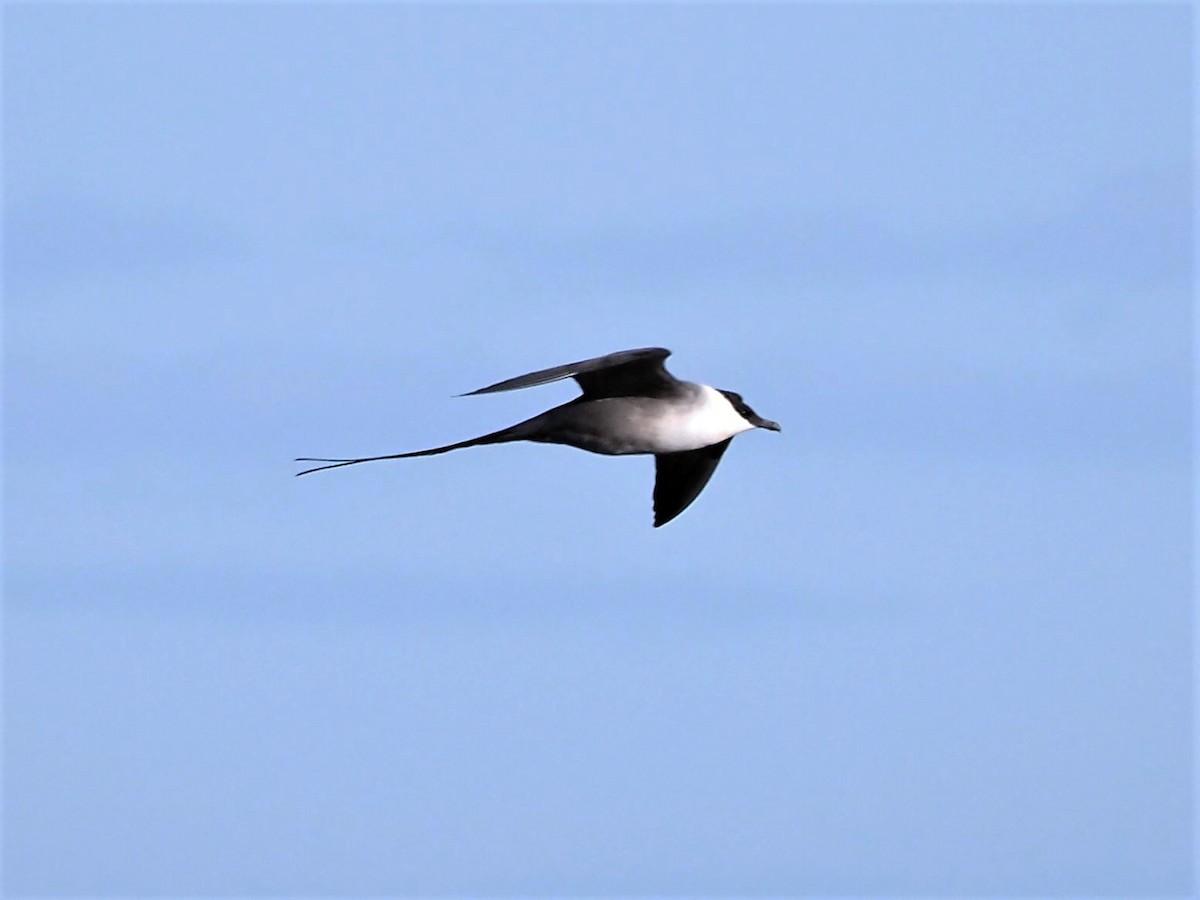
719 390 781 432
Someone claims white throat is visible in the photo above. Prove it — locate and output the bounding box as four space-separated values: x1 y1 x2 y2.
653 384 754 452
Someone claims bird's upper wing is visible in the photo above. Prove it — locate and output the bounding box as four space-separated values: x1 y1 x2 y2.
652 438 733 527
461 347 680 400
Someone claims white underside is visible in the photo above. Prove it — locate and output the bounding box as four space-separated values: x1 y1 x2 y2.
646 384 754 453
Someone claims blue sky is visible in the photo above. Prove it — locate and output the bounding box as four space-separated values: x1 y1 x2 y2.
3 3 1193 895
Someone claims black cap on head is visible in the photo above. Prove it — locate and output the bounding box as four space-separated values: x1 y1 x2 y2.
719 390 781 432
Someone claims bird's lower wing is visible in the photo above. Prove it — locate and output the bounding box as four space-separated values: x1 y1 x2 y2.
652 438 733 527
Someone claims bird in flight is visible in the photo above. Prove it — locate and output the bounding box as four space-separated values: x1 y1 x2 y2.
296 347 780 527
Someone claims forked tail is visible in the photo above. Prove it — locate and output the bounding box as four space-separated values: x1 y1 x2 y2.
295 422 528 476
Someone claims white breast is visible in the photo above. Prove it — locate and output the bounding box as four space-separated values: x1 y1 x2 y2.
651 384 754 453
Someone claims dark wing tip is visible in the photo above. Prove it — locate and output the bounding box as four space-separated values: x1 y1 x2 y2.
652 501 681 528
651 489 685 528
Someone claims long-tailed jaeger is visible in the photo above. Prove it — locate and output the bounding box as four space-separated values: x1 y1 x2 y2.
296 347 780 527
